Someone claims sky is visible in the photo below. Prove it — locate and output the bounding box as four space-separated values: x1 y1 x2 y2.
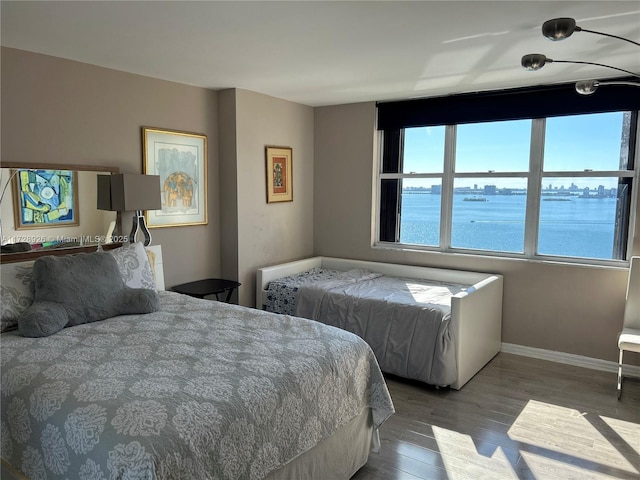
402 111 627 190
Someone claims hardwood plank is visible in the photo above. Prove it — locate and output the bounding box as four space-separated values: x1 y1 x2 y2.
352 353 640 480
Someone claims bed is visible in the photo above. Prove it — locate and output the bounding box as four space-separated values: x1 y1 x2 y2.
257 256 503 390
0 244 394 480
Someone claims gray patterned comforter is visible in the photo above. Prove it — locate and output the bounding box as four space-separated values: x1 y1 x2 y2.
1 291 394 480
265 268 347 315
294 272 469 387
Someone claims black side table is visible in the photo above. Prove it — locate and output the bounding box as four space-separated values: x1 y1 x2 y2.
172 278 241 303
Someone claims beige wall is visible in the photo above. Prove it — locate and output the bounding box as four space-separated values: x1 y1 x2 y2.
1 48 220 287
1 50 314 307
314 102 640 365
230 89 315 306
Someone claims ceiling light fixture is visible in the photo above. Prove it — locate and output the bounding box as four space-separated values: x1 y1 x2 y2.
521 17 640 95
541 17 640 46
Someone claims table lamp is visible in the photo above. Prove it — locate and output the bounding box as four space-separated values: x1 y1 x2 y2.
97 173 161 246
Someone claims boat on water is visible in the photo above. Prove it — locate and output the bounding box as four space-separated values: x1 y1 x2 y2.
463 197 487 202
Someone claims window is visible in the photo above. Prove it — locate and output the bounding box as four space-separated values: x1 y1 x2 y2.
377 85 639 264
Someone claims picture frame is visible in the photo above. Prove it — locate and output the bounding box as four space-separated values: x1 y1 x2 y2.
265 146 293 203
142 127 208 228
12 168 79 229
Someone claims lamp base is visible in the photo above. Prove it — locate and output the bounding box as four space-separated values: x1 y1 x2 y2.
129 210 152 246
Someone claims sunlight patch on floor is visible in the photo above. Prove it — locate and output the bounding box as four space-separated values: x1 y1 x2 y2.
508 400 638 475
599 415 640 456
520 451 624 480
433 425 518 479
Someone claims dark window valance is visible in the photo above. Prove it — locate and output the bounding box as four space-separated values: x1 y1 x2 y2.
377 78 640 130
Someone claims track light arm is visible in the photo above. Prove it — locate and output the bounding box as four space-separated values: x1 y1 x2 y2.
578 27 640 47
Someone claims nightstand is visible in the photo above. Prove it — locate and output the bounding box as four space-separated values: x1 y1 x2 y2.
172 278 241 303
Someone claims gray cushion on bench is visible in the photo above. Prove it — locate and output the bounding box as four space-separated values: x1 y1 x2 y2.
18 251 159 337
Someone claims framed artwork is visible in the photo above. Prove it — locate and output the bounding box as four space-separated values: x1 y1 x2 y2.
142 127 208 228
12 169 79 229
265 146 293 203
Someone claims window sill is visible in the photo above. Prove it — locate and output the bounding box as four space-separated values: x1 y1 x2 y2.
372 242 630 270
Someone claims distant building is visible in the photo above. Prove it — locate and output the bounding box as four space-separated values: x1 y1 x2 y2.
484 185 497 195
431 184 441 194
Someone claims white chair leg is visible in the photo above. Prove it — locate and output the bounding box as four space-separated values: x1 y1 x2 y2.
617 349 624 400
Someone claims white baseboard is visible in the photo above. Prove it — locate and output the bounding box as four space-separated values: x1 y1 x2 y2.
501 343 640 378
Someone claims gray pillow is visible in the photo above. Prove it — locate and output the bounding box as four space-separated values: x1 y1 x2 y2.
1 261 35 332
18 251 159 338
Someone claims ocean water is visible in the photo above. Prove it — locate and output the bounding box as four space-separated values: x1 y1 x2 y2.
400 193 619 259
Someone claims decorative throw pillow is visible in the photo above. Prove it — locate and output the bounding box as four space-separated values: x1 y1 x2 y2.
108 241 156 290
0 261 35 332
18 251 159 338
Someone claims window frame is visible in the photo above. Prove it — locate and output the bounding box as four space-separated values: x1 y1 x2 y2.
375 112 640 267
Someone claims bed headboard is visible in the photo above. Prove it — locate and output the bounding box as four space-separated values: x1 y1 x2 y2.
0 243 166 291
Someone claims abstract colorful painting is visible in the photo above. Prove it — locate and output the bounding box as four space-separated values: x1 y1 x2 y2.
12 169 79 229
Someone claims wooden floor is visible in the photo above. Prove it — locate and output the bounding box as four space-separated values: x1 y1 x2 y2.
352 353 640 480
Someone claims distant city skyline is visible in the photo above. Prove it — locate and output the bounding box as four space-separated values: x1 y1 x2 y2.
403 183 619 198
401 177 622 191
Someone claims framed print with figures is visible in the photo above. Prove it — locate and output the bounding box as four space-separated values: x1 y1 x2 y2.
142 127 208 227
265 146 293 203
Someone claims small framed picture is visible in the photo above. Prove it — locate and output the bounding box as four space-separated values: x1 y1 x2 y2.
142 127 208 228
12 168 79 229
265 146 293 203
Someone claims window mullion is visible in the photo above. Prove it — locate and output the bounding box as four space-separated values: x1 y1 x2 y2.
454 171 530 178
441 125 456 249
525 118 545 256
541 170 634 178
380 173 444 180
624 114 640 259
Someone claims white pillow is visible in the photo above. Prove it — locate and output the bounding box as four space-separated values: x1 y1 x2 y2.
108 242 156 291
1 261 35 332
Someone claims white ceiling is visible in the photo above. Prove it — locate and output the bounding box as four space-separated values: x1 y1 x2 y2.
2 1 639 107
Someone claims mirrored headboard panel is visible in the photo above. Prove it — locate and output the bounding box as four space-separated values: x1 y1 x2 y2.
1 162 122 262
